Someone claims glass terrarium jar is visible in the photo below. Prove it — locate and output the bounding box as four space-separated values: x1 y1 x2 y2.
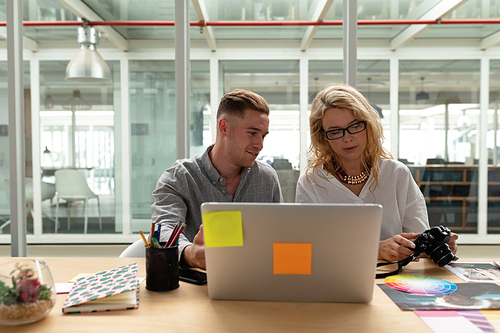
0 259 56 326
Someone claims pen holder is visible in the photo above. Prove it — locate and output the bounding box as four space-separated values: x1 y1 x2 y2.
145 244 179 291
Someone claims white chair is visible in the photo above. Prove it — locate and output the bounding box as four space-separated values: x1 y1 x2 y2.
55 169 102 234
276 169 300 203
0 178 56 234
119 238 146 258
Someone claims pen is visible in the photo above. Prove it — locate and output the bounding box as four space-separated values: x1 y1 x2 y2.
152 236 160 249
155 224 162 241
139 230 150 248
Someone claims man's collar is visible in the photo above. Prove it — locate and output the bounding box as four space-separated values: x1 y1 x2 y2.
202 144 252 182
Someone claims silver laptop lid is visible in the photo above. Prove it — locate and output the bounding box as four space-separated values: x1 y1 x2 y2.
201 202 382 303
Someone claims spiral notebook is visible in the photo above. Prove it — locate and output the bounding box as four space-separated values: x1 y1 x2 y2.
201 202 382 303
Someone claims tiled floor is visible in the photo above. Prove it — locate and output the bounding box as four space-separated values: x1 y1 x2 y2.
41 194 116 219
0 194 118 235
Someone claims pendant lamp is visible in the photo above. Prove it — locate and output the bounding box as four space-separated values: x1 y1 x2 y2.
416 77 429 103
66 21 112 83
309 77 319 103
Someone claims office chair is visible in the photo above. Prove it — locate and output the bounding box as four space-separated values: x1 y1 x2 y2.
119 238 146 258
55 169 102 234
0 178 56 234
276 169 300 203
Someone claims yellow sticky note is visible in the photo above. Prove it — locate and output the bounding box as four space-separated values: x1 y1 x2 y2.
273 243 312 275
203 211 243 248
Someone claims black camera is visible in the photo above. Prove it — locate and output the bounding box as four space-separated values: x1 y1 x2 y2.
401 225 458 267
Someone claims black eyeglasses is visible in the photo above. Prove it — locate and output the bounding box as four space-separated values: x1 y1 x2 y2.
323 121 367 140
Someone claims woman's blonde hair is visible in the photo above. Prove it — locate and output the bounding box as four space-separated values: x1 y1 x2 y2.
306 83 392 190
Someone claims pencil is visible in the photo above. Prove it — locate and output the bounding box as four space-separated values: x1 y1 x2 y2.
167 224 185 248
150 222 155 248
173 224 185 246
166 220 182 246
139 230 150 248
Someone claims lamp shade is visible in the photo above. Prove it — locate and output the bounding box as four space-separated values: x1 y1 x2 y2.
65 26 112 83
416 90 430 102
416 77 429 103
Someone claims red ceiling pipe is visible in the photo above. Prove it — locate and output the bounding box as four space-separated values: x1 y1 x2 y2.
23 21 82 26
440 19 500 24
1 18 500 27
0 21 82 26
88 21 175 26
0 21 173 27
203 20 441 26
203 19 500 26
202 20 337 26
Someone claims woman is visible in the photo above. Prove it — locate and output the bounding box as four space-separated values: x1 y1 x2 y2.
296 83 458 262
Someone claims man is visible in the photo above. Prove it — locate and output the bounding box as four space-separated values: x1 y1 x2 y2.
151 89 283 269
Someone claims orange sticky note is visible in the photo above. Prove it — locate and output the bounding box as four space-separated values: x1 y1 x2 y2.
273 243 312 275
203 211 243 248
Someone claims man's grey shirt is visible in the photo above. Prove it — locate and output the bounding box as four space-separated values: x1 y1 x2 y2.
151 145 283 259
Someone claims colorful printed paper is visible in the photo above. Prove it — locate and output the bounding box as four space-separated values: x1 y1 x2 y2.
385 275 457 295
203 211 244 248
481 311 500 332
378 282 500 311
273 243 312 275
415 310 494 333
445 262 500 282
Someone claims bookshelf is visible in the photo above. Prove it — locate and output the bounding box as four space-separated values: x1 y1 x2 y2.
410 166 500 234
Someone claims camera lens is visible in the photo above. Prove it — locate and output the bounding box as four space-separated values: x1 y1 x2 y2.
427 243 457 267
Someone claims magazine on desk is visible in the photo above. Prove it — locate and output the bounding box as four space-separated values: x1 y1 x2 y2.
445 262 500 283
378 282 500 311
62 262 139 314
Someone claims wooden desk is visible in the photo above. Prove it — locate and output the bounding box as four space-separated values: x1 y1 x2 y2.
0 257 489 332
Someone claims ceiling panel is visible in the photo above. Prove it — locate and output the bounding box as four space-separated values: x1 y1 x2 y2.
0 1 496 49
416 24 500 39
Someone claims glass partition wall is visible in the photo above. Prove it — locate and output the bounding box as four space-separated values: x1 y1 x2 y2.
220 60 300 202
129 60 176 233
1 56 497 242
3 1 500 245
399 60 481 234
129 60 210 232
0 61 30 235
489 60 500 234
38 61 119 234
0 62 8 233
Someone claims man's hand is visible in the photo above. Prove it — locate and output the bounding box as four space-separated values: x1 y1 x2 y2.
182 225 206 269
378 232 420 262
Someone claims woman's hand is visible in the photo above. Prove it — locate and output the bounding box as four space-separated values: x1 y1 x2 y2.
448 232 459 254
378 233 420 262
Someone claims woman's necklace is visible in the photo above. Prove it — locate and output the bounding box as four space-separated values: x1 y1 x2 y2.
338 169 370 185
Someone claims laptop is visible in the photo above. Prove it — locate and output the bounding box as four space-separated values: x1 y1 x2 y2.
200 202 382 303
